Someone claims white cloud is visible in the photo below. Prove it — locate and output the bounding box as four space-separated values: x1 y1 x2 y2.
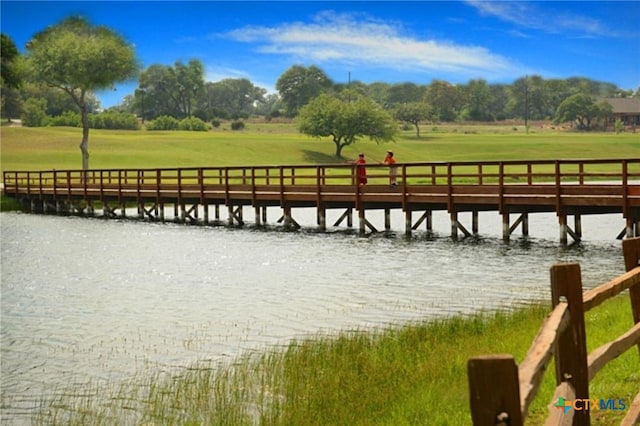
224 11 520 80
205 66 275 93
466 0 612 37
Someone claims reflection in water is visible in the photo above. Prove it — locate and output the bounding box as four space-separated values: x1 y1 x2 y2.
0 210 623 423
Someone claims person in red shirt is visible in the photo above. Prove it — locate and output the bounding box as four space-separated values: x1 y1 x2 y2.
353 153 368 186
383 150 398 186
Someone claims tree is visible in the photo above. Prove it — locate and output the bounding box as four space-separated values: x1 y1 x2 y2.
298 92 398 157
205 78 266 119
136 60 204 120
171 60 204 118
276 65 333 117
554 93 612 130
394 102 431 137
386 82 426 107
1 34 22 89
1 33 23 121
425 80 464 122
461 79 494 121
26 16 138 170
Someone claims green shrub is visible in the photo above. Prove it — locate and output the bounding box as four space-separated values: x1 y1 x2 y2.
146 115 179 131
230 120 245 131
21 98 49 127
178 117 208 131
49 111 81 127
92 112 139 130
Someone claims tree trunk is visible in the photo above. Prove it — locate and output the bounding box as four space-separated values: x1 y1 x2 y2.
334 136 344 158
414 121 420 138
79 103 90 170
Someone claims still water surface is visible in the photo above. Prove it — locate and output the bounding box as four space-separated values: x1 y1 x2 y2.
0 209 626 422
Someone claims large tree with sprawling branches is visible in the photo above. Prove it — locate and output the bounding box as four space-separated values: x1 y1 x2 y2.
26 16 139 170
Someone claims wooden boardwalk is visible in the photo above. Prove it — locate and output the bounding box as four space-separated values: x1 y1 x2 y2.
3 158 640 243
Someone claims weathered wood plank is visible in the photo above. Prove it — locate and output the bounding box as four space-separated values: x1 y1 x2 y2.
587 322 640 381
519 302 571 415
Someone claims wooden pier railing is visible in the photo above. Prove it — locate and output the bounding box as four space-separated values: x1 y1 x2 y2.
467 237 640 425
3 158 640 241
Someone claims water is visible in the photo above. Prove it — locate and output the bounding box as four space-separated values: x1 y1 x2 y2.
0 208 626 423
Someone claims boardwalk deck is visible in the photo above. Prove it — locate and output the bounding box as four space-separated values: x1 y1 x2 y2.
3 158 640 243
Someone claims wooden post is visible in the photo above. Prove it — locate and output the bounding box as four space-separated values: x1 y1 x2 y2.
472 210 479 234
405 209 412 236
261 206 267 224
559 213 568 245
426 210 432 232
502 212 509 241
318 206 326 231
574 214 582 240
522 213 529 236
622 237 640 356
358 209 366 235
203 204 209 224
284 206 292 228
451 211 458 240
228 205 234 226
468 354 523 426
626 218 635 238
255 205 261 226
550 263 589 426
384 208 391 230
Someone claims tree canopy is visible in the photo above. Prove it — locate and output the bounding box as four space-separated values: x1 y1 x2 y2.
554 93 612 130
26 16 139 169
298 92 398 157
1 33 22 89
276 65 333 117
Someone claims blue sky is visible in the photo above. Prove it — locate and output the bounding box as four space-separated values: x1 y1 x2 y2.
2 1 639 108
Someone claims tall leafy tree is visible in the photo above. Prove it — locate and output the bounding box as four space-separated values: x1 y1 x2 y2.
386 82 426 107
461 79 494 121
298 91 397 157
171 60 204 118
26 16 138 170
394 102 431 137
1 33 23 121
425 80 463 122
276 65 333 117
554 93 612 130
1 33 22 88
137 60 204 120
206 78 266 119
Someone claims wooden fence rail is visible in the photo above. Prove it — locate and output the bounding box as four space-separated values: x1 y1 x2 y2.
467 237 640 425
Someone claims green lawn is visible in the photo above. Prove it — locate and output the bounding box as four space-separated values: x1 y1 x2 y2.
1 123 639 174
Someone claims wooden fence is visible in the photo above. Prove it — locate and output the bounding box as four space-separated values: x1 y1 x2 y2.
467 237 640 425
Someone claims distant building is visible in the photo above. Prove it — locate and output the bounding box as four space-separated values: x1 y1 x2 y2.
603 98 640 126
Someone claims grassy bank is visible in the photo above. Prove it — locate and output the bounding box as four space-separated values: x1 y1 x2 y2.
34 296 638 425
1 123 639 174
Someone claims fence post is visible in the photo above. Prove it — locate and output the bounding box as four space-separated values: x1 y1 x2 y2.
468 354 522 425
550 263 589 426
622 237 640 356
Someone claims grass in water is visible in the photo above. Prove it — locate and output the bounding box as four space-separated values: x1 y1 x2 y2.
35 295 638 425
